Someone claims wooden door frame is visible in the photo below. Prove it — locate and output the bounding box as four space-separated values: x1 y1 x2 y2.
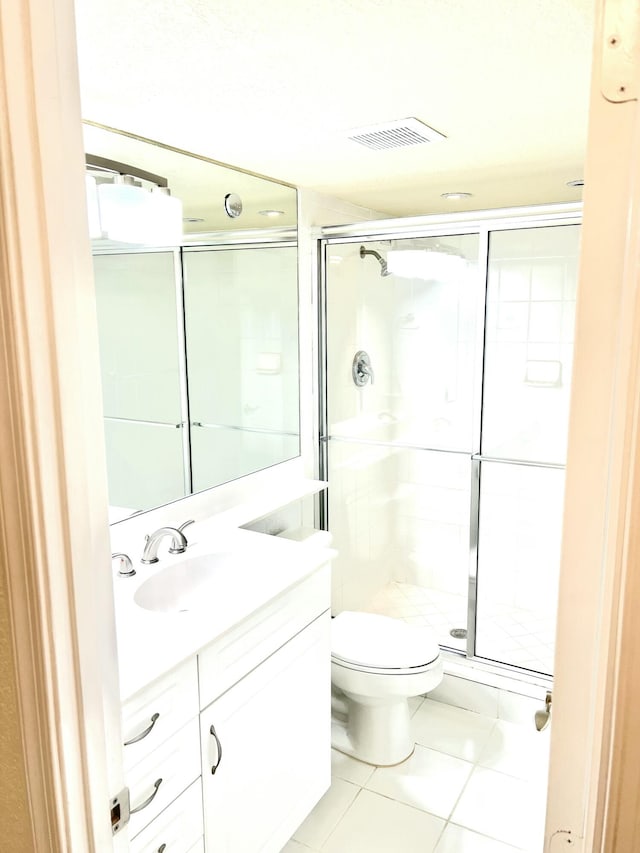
545 0 640 850
0 0 124 849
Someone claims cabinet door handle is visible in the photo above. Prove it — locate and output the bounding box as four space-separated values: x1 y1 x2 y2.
124 712 160 746
210 723 223 774
130 778 162 814
157 846 167 853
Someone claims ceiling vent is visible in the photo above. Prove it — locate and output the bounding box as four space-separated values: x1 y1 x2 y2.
347 117 446 151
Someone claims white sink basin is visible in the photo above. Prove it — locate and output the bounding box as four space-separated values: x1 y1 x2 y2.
134 553 237 613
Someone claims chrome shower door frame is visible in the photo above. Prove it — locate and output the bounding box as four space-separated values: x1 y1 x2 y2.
318 202 582 676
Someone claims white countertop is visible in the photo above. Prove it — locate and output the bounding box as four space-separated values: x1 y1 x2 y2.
114 525 334 702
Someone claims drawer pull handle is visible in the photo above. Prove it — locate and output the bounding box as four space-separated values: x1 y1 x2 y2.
124 712 160 746
210 723 223 774
130 778 162 814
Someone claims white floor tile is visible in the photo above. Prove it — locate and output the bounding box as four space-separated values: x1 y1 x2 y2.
412 700 496 762
365 744 473 819
498 690 546 725
478 719 550 781
429 674 499 717
451 766 546 850
293 779 360 849
281 841 319 853
435 823 525 853
331 749 375 787
408 695 425 717
322 789 445 853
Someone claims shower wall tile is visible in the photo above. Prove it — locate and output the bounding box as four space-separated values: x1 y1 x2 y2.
562 302 577 343
528 302 563 342
482 226 579 465
563 259 579 299
327 238 479 453
496 263 530 301
530 260 564 301
328 438 400 611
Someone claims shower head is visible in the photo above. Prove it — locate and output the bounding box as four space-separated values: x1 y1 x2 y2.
360 245 391 277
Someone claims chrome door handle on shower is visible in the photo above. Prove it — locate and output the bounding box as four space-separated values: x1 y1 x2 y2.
353 351 374 387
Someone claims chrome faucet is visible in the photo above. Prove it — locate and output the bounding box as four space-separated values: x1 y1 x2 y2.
112 552 136 577
141 520 194 564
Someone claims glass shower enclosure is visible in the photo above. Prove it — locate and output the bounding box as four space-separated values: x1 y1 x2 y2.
319 208 581 677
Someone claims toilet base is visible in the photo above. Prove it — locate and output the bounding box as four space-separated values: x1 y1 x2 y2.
330 694 415 766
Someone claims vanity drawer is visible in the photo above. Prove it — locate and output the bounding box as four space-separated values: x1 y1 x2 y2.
128 717 201 839
198 563 330 710
123 657 199 771
130 779 203 853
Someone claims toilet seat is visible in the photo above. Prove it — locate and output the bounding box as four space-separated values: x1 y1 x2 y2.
331 611 440 673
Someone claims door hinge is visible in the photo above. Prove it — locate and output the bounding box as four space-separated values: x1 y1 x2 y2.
110 787 130 836
602 0 640 102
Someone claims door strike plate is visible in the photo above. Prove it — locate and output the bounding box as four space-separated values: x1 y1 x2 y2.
110 787 130 836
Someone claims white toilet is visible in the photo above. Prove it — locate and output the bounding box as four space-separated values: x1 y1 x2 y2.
275 527 443 766
331 611 443 766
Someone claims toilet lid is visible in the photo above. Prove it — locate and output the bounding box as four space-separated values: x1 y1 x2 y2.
331 611 440 670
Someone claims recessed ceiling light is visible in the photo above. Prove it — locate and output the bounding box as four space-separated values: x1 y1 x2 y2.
566 179 584 188
441 192 473 200
183 217 204 223
259 209 286 218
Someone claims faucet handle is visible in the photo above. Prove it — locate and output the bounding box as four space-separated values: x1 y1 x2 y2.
112 552 136 577
169 520 194 554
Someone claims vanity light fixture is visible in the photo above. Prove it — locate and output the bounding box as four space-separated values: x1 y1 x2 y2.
258 209 286 218
440 191 473 200
85 154 183 244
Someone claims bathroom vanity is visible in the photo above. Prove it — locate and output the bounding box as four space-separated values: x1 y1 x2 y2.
114 525 332 853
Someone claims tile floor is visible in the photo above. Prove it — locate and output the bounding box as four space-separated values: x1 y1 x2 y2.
367 582 555 675
283 698 549 853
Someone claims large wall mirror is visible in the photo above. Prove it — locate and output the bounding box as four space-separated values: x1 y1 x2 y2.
84 124 300 522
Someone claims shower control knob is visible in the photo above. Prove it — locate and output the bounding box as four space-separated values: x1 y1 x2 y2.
352 351 374 387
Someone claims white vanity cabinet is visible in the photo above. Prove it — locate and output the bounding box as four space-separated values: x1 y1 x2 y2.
200 612 330 853
119 558 332 853
197 564 331 853
121 658 202 845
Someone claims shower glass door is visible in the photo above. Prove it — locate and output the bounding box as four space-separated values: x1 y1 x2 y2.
321 214 581 676
322 234 481 651
474 224 580 674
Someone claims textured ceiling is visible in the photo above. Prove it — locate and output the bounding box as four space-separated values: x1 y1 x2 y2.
74 0 595 218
